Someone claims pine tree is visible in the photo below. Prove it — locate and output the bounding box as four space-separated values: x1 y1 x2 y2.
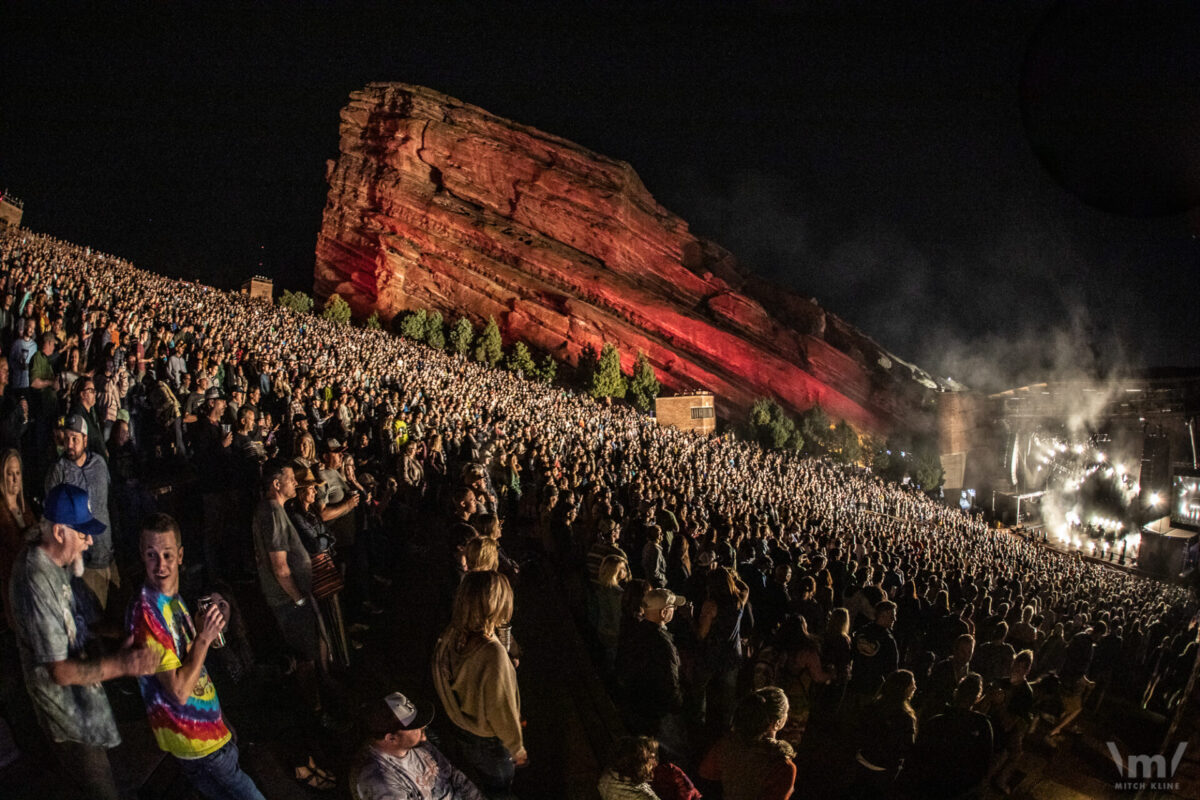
830 419 863 464
798 404 832 456
321 293 352 325
424 311 445 350
589 342 627 399
627 350 661 411
506 341 536 376
537 354 557 385
473 316 504 367
279 290 314 314
400 309 428 341
365 311 382 330
449 317 474 356
748 397 801 450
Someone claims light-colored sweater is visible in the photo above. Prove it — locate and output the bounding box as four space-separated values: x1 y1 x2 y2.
433 632 524 759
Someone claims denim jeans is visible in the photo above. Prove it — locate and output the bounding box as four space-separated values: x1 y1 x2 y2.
448 723 515 798
177 741 266 800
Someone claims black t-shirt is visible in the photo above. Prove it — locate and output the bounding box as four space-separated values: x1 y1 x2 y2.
191 416 230 492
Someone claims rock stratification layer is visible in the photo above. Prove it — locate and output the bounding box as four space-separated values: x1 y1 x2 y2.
315 82 931 431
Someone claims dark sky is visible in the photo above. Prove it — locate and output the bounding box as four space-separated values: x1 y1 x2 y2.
3 1 1198 390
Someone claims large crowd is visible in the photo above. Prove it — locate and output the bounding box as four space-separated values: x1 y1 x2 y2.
0 224 1196 800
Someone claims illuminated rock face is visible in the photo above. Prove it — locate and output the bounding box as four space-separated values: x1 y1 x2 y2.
315 82 930 431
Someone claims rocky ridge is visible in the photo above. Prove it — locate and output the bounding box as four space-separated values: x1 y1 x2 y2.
315 82 935 432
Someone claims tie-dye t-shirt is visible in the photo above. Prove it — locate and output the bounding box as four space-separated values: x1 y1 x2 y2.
128 586 231 759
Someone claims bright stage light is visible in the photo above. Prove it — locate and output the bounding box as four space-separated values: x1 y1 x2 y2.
1149 492 1162 507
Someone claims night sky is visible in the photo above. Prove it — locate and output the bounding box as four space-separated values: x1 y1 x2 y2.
4 1 1198 391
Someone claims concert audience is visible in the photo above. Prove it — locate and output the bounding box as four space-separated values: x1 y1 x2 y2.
0 226 1197 797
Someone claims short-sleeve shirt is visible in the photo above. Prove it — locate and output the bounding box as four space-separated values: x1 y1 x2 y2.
9 337 37 388
252 499 312 608
128 586 232 759
28 350 58 420
8 545 120 747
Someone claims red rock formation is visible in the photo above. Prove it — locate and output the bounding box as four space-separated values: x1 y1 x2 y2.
315 82 933 432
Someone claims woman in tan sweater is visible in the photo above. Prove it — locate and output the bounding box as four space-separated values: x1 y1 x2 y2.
433 570 526 795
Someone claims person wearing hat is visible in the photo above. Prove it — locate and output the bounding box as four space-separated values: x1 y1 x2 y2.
68 374 109 461
45 413 116 609
223 383 245 429
352 691 484 800
615 588 686 745
8 484 157 800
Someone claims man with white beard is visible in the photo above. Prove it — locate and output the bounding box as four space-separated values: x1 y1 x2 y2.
8 483 156 800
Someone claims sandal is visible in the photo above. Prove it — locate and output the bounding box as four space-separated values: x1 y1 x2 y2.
295 756 336 791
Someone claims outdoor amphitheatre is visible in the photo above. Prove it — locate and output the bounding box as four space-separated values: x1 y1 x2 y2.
0 79 1197 800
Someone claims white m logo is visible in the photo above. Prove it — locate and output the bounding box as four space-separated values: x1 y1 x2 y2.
1107 741 1188 779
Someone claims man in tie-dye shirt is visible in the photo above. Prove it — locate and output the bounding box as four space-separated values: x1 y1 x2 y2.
128 512 265 800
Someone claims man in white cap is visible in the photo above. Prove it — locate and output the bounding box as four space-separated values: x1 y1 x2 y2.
616 588 687 741
352 690 484 800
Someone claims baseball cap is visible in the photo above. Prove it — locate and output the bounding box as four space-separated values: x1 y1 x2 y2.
204 387 223 400
293 465 324 488
44 484 106 536
364 691 435 736
641 588 687 613
61 414 88 436
325 438 348 453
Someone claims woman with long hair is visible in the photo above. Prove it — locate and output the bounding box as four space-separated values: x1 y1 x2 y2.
751 615 834 745
425 433 447 505
464 536 500 573
0 449 35 628
596 555 629 673
812 607 853 725
57 346 84 394
794 575 824 635
503 451 522 520
664 532 691 595
694 567 750 730
286 467 350 666
432 571 526 795
293 432 318 470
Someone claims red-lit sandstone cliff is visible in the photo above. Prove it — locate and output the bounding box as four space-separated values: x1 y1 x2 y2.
315 83 934 432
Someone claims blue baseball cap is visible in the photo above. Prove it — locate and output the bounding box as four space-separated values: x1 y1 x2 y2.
44 484 106 536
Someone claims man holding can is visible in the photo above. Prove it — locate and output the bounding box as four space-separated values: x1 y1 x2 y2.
127 511 265 799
